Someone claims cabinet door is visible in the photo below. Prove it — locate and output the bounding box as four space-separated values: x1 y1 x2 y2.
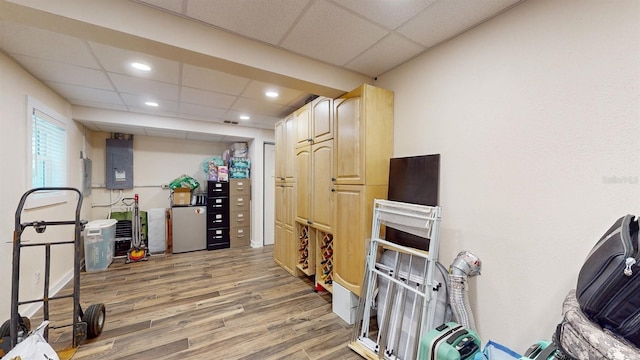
333 185 387 296
275 184 285 224
311 140 333 232
295 103 311 148
274 222 294 274
312 97 333 143
295 146 311 224
285 184 295 228
334 95 365 185
284 115 296 183
274 120 286 182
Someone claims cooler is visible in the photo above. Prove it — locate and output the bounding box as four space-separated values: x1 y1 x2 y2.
84 219 117 272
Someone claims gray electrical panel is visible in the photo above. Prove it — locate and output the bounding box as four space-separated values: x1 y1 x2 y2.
106 138 133 189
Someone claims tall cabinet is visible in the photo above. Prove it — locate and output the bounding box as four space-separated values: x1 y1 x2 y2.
274 114 298 275
294 97 335 292
333 84 394 296
274 84 393 298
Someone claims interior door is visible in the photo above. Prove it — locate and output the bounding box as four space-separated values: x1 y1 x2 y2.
263 143 276 245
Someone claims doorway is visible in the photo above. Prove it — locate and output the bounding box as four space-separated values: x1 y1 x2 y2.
263 143 275 245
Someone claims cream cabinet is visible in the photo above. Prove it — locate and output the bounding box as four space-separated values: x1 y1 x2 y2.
295 146 311 223
296 97 333 148
274 111 298 275
333 85 393 186
333 84 394 297
274 183 297 275
333 185 388 295
310 141 333 233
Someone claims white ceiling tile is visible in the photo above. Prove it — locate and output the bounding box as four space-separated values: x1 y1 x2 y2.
345 33 426 77
398 0 521 48
182 64 251 95
109 73 179 101
121 93 179 113
184 0 310 45
89 42 181 84
0 21 99 68
180 87 237 108
333 0 437 29
232 97 290 118
13 55 113 90
46 82 124 105
180 103 227 120
281 0 389 66
241 80 306 106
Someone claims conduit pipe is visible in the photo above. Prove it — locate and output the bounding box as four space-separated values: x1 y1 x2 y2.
449 251 482 332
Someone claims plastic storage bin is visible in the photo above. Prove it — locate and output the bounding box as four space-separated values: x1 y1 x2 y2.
84 219 117 272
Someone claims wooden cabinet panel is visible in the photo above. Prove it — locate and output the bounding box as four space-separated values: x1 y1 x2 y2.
275 120 285 182
275 185 285 224
311 140 333 232
334 96 363 185
285 184 295 228
333 185 388 296
312 97 333 143
295 103 311 148
295 146 311 224
285 115 296 183
334 84 393 186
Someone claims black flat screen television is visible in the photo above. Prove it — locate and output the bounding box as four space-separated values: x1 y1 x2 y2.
386 154 440 251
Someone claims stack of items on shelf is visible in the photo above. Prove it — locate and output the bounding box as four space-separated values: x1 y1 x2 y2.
298 226 310 269
320 233 333 286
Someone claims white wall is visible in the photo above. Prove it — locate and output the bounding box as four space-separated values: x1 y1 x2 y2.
377 0 640 352
377 0 640 351
0 52 90 320
88 131 233 220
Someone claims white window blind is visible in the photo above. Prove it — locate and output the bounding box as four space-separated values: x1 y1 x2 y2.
32 108 66 188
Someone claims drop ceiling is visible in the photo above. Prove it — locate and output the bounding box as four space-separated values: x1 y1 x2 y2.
0 0 522 141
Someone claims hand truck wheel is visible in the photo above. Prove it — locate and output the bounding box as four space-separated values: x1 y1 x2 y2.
0 316 31 338
82 304 106 339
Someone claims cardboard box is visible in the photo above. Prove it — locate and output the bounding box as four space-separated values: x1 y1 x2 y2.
172 187 191 206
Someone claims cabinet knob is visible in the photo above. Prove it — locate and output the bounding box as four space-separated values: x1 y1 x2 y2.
331 188 336 192
331 177 336 182
307 220 313 225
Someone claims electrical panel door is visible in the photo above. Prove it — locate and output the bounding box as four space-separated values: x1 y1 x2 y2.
106 138 133 189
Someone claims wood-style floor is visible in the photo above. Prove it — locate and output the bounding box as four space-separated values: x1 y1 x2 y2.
33 246 361 360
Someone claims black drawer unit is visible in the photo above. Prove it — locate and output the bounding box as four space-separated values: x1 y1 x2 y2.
207 181 230 250
207 196 229 214
207 228 230 250
207 211 230 228
207 181 229 197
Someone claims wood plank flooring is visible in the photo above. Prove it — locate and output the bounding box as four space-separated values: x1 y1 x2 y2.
31 246 361 360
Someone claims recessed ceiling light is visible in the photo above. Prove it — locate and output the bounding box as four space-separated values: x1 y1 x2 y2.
265 91 279 98
131 62 151 71
144 101 158 107
239 115 250 120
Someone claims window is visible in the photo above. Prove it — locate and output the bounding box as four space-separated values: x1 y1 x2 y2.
26 97 68 208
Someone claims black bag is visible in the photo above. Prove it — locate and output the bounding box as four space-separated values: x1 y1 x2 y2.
576 214 640 345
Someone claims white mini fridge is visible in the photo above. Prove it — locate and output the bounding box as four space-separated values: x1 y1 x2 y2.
171 206 206 253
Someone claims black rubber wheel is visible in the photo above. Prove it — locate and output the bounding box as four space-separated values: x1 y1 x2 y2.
82 304 106 339
0 320 9 338
0 317 31 338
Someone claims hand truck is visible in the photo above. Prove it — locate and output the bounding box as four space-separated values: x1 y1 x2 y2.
0 188 106 357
